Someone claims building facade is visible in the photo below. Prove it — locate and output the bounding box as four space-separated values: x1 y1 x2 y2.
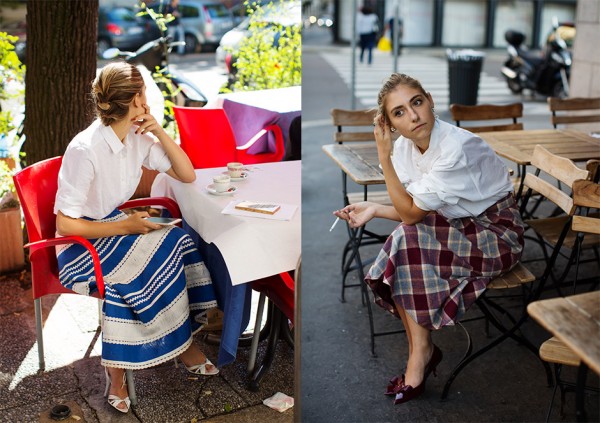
332 0 577 49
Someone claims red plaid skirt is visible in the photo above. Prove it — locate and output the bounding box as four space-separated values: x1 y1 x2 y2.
364 194 524 330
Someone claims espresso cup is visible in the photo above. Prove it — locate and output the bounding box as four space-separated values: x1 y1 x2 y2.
212 175 231 193
227 162 244 178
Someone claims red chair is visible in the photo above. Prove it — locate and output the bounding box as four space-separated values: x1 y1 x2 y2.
12 156 182 405
173 106 285 168
247 267 296 391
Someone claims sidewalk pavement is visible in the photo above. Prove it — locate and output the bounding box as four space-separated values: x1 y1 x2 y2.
300 25 599 422
0 275 294 421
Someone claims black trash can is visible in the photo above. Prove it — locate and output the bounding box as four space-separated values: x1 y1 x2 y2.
447 49 485 106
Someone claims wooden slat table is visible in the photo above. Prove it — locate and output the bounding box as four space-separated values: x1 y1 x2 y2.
322 142 384 186
477 129 600 166
528 291 600 421
323 142 402 355
477 129 600 197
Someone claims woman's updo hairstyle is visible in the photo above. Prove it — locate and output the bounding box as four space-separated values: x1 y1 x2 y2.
375 73 428 124
91 62 144 126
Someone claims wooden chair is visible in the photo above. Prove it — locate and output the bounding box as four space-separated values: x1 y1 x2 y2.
330 108 391 296
330 108 390 206
547 97 600 129
443 146 593 399
520 147 597 295
331 108 402 356
537 180 600 421
450 102 524 133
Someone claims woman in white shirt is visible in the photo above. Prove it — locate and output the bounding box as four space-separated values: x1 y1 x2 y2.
356 6 379 65
54 62 219 413
333 73 524 405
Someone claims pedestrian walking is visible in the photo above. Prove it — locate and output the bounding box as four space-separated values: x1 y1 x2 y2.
166 0 186 54
54 62 219 413
356 6 379 65
333 73 524 405
384 15 403 55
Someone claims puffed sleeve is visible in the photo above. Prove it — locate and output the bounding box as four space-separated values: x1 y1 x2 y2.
54 146 95 218
143 139 172 173
406 146 476 212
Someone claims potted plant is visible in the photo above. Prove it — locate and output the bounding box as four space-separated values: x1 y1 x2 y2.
0 159 24 272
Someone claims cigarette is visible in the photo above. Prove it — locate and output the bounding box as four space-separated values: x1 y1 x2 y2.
329 217 340 232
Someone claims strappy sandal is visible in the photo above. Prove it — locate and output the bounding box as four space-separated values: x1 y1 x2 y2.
176 357 220 376
104 368 131 413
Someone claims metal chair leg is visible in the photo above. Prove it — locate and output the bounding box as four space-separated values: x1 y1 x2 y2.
125 369 137 406
34 298 45 371
247 293 267 374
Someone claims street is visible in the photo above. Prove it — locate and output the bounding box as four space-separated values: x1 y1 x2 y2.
300 24 599 422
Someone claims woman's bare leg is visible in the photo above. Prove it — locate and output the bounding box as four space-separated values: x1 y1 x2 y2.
395 302 433 388
106 367 129 409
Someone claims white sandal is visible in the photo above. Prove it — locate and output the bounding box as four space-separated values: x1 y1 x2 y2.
176 357 220 376
104 368 131 413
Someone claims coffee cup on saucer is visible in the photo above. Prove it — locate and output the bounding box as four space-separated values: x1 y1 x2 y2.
213 175 231 193
227 162 244 178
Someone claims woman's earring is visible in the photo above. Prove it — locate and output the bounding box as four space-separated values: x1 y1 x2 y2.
431 108 439 119
390 127 397 133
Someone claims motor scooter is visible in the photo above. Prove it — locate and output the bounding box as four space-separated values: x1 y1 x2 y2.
103 37 207 110
501 18 573 98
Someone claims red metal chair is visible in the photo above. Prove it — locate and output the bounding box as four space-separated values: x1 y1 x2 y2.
173 106 285 168
12 156 182 405
247 267 296 391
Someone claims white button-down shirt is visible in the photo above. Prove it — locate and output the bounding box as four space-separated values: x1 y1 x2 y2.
392 119 513 219
55 119 172 220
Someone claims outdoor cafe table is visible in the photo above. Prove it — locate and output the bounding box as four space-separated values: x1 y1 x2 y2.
528 291 600 422
151 161 301 367
476 129 600 197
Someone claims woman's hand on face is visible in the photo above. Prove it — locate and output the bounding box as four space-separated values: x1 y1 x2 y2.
132 104 162 136
127 211 162 234
333 201 377 228
373 114 394 161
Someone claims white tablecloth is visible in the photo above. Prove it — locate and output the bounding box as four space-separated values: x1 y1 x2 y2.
151 161 301 285
205 86 301 113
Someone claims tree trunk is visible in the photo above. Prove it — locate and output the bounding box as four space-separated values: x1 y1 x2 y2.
24 1 98 165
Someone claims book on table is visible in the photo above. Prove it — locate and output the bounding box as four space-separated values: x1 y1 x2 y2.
234 201 281 215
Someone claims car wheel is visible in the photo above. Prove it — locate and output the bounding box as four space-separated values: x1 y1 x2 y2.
97 39 111 58
184 34 198 54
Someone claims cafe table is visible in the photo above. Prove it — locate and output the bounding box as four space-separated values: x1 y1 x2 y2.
528 291 600 422
151 161 301 368
476 129 600 197
322 142 399 355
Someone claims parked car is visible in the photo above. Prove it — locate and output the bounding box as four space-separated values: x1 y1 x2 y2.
216 1 300 77
97 6 159 58
147 0 234 53
229 0 271 26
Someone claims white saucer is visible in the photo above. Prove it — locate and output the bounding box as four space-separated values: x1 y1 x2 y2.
206 184 237 195
223 171 249 182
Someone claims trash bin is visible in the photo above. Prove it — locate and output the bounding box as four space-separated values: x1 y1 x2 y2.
447 49 485 106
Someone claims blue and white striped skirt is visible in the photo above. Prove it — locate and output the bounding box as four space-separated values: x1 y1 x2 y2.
56 210 218 370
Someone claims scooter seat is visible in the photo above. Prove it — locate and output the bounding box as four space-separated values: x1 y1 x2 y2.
519 49 544 67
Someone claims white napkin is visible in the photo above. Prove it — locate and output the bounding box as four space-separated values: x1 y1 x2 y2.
263 392 294 412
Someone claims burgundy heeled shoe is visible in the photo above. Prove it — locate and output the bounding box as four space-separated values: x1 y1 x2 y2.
393 345 443 405
384 374 405 396
394 381 426 405
424 344 443 378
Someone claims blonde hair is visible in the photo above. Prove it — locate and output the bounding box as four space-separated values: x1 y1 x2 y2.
91 62 144 126
376 73 428 123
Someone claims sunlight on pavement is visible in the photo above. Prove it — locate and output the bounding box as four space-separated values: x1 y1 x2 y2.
9 295 101 390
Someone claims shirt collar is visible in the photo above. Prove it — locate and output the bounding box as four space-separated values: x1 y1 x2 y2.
99 122 126 154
